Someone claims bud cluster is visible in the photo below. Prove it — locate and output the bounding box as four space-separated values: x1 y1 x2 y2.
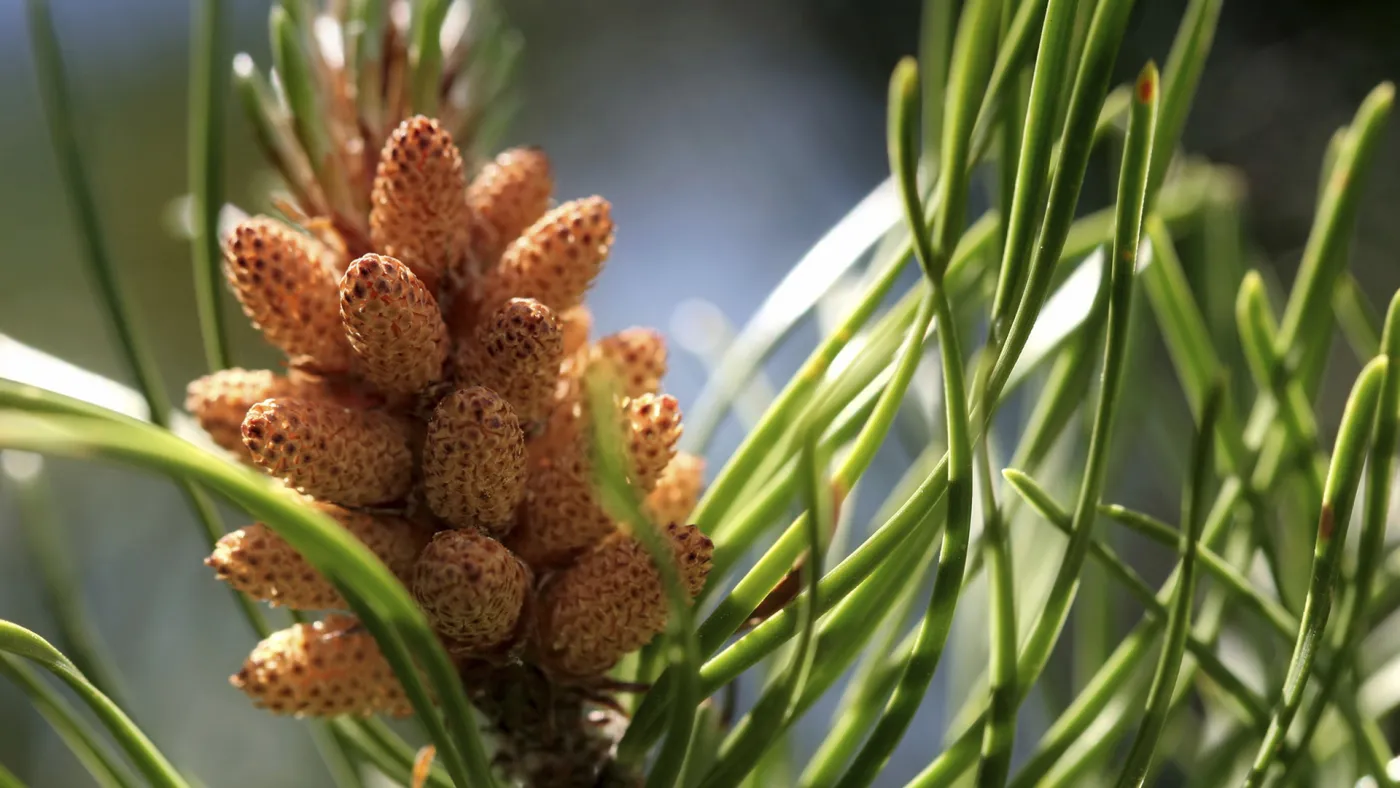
188 113 713 730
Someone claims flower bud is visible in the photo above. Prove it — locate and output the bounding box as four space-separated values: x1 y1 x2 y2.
623 393 683 492
207 501 430 610
512 395 683 568
508 456 615 569
592 328 667 398
369 116 469 286
533 524 712 677
422 387 527 532
458 298 563 426
412 529 532 654
224 217 353 370
232 615 412 718
466 147 553 268
242 398 414 506
340 253 448 395
476 197 613 315
186 368 319 458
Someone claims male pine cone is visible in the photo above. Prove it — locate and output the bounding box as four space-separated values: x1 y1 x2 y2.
369 116 470 286
412 529 532 655
466 147 553 267
475 197 614 315
242 398 414 506
423 386 528 532
510 393 684 569
201 99 716 785
185 368 321 458
339 253 449 396
207 502 430 610
232 615 411 718
459 297 564 427
223 217 354 371
533 523 713 678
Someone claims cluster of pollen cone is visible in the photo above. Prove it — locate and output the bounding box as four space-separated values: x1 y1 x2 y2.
187 115 712 724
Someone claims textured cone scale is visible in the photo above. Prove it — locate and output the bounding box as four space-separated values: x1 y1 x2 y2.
411 529 532 654
458 298 564 426
207 502 430 609
466 147 553 268
531 379 681 480
477 197 614 315
340 253 448 395
593 328 667 398
509 455 615 569
186 368 319 457
514 395 683 567
242 398 413 506
645 452 704 526
422 387 527 531
231 615 411 718
534 524 712 677
666 522 714 598
223 217 354 370
369 116 469 285
558 306 592 358
623 393 683 492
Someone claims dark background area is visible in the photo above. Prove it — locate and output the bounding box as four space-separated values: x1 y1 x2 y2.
1 1 1398 785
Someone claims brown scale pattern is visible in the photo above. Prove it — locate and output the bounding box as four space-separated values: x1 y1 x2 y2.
207 501 430 610
529 368 680 475
231 615 412 718
533 524 712 677
369 116 469 286
457 298 564 427
422 387 527 532
411 529 532 654
509 455 616 570
592 328 667 398
223 217 354 370
645 452 704 526
513 394 684 568
185 368 320 458
466 147 553 269
622 393 683 492
242 398 414 506
668 522 714 598
339 253 448 396
476 197 614 316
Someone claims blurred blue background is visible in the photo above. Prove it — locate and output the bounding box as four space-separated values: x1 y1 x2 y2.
1 1 1398 785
